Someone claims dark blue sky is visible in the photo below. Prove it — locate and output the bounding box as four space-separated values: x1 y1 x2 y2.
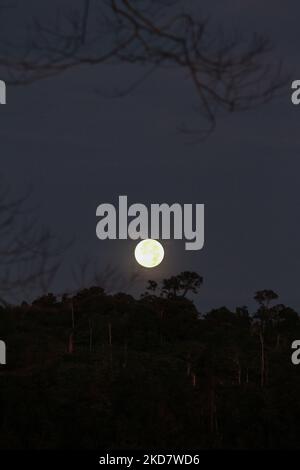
1 1 300 311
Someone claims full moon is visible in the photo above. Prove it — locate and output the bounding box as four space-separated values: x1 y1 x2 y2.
134 239 164 268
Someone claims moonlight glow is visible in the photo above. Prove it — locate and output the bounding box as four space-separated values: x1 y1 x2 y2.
134 239 164 268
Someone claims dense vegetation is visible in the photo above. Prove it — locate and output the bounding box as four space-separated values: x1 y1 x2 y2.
0 272 299 450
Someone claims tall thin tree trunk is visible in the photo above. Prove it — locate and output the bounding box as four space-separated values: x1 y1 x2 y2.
276 333 280 350
209 377 215 434
71 300 75 329
192 372 196 388
260 329 265 388
89 319 93 353
123 341 128 369
160 309 164 346
235 356 241 385
68 331 74 354
108 322 113 370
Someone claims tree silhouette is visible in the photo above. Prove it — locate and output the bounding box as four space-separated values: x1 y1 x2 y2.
0 179 66 306
0 1 288 137
254 289 279 309
0 275 299 449
161 271 203 298
254 289 279 387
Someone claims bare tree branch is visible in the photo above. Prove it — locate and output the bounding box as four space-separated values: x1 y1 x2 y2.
0 177 68 305
0 1 289 138
70 254 140 295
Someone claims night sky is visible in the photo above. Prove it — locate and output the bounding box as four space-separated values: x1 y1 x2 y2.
1 0 300 311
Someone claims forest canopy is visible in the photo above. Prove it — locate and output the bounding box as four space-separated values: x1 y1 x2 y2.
0 272 299 449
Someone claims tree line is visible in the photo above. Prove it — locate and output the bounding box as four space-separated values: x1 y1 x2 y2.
0 271 299 449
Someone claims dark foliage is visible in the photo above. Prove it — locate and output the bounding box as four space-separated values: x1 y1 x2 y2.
0 274 299 449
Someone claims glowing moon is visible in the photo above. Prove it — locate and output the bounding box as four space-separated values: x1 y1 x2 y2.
134 239 164 268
